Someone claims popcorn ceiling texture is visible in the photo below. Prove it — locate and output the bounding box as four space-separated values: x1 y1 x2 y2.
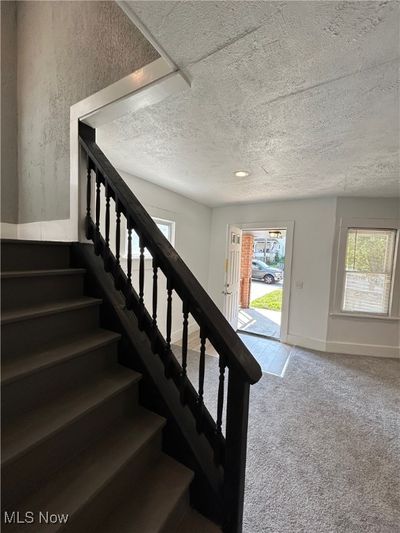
98 1 400 207
17 1 159 223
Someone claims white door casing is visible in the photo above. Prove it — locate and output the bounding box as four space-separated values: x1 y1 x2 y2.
239 220 294 343
224 225 242 329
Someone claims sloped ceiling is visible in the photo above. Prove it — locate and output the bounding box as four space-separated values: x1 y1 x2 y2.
98 1 400 206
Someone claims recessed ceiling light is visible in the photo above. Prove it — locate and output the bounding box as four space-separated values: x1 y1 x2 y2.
234 170 250 178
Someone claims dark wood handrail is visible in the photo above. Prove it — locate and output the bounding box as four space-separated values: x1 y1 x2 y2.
79 123 262 385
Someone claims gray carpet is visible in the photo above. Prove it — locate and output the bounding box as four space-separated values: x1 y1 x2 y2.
183 346 400 532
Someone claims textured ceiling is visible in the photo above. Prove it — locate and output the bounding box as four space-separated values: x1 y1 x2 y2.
98 1 400 206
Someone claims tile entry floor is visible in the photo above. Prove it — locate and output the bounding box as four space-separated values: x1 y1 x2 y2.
174 331 293 377
238 332 293 377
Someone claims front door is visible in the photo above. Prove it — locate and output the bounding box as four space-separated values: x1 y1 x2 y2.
224 225 242 329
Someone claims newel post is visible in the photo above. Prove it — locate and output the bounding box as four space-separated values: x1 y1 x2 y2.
223 368 250 533
78 121 96 242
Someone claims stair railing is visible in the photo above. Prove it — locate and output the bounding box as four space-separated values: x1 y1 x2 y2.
78 121 262 532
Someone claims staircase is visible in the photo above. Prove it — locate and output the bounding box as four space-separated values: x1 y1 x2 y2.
1 239 219 532
1 123 261 532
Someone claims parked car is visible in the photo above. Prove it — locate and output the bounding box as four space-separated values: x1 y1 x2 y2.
251 260 283 284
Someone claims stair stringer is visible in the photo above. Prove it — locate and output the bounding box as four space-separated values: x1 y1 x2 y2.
71 243 224 526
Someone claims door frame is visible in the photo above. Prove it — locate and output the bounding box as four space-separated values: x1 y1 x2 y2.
224 220 294 343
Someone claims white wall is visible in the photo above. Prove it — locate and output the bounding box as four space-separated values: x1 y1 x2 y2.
1 1 18 223
327 197 400 358
207 197 338 350
15 0 158 224
208 196 399 358
114 171 212 341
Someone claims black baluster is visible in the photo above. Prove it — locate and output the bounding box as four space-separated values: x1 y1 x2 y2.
95 170 101 232
105 183 110 247
181 302 189 376
216 355 226 435
103 183 111 271
198 330 206 404
115 201 121 265
164 278 173 377
93 169 101 255
139 236 145 306
180 301 189 404
152 258 158 328
137 236 145 330
85 159 92 239
214 354 226 465
197 329 206 432
166 279 172 349
127 219 132 285
113 201 121 290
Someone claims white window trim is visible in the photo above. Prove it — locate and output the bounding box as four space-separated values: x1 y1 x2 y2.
122 216 175 260
332 217 400 320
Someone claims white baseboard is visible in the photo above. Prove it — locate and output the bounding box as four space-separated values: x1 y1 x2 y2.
285 334 327 352
285 333 399 359
326 340 400 359
1 219 74 242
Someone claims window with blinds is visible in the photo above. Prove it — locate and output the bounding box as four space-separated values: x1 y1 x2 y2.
342 228 397 315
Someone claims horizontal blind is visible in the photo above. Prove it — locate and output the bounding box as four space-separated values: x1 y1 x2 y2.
342 228 397 315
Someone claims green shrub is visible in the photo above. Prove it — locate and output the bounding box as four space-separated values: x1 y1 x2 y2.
251 290 282 311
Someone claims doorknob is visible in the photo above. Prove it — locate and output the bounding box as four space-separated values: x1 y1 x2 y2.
222 290 232 295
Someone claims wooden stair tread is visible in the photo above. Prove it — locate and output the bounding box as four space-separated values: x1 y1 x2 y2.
0 240 216 532
1 268 86 279
96 454 194 533
2 329 121 385
0 239 73 245
1 297 102 325
2 366 140 466
3 410 166 532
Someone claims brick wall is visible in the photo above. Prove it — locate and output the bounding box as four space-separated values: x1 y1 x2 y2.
240 234 254 308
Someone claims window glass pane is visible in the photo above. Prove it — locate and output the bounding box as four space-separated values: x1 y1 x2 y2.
131 229 141 256
127 219 173 257
343 228 396 314
156 222 171 240
345 230 356 270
